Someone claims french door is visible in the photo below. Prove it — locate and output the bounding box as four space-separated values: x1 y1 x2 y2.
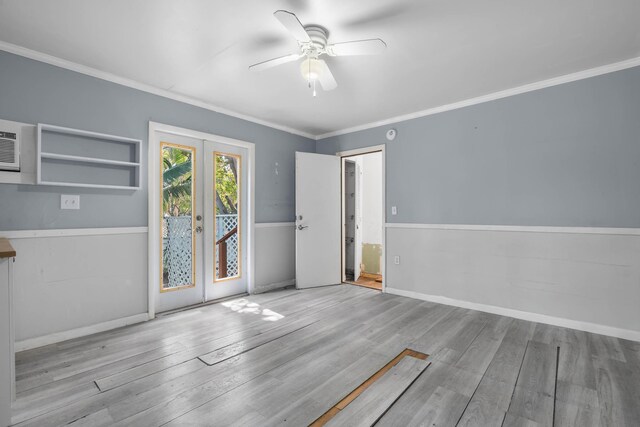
204 141 248 301
157 132 247 313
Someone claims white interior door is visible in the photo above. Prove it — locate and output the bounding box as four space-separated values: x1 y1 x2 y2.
157 133 204 313
295 152 341 288
204 140 248 301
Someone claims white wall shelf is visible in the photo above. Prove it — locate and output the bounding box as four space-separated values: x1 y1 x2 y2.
40 152 141 167
37 124 141 190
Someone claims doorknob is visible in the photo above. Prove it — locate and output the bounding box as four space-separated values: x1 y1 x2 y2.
195 226 203 233
297 225 309 231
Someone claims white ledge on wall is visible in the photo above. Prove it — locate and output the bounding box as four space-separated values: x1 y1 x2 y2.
0 227 148 239
385 223 640 236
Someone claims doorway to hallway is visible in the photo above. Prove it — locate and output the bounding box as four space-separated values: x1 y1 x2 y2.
341 150 384 291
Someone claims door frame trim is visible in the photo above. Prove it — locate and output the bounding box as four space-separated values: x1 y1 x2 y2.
336 144 386 293
148 121 256 319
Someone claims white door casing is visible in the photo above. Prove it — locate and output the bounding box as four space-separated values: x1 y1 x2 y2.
354 159 363 281
342 159 356 281
336 144 386 292
295 152 341 289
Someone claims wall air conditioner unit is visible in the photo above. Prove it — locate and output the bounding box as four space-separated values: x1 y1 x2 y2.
0 129 20 171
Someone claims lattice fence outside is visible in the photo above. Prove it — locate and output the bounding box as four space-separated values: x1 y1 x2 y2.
216 214 239 278
162 214 239 287
163 216 192 289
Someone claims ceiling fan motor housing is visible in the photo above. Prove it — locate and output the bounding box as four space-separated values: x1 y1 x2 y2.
302 25 329 57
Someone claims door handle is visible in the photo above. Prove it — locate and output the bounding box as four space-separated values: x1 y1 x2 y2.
297 225 309 231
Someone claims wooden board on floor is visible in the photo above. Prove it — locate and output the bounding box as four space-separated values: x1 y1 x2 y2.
325 355 429 426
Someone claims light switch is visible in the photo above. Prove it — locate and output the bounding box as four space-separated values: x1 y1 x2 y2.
394 256 400 265
391 206 397 215
61 194 80 210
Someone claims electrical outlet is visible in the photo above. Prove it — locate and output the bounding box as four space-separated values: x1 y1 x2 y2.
391 206 397 215
394 256 400 265
61 194 80 210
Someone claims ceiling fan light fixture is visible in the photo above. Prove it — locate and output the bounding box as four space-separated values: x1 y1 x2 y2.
300 57 323 82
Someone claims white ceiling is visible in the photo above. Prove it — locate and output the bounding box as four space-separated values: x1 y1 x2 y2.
1 0 639 137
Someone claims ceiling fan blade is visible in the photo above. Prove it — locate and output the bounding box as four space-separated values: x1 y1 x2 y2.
274 10 311 43
317 60 337 91
327 38 387 56
249 53 302 72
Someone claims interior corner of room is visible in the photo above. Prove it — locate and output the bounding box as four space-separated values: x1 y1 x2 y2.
1 1 640 425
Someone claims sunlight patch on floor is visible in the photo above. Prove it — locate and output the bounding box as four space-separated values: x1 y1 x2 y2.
222 298 284 321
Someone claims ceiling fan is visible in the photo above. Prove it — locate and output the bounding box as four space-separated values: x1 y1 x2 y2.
249 10 387 96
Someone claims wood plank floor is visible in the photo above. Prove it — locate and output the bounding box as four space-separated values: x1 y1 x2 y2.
346 275 383 291
11 285 640 426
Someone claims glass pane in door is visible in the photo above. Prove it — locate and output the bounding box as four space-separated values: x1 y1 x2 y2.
161 143 195 291
214 153 241 281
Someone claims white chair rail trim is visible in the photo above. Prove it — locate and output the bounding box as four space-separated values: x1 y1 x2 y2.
385 223 640 236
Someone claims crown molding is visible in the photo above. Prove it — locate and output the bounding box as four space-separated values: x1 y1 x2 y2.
2 40 639 142
0 40 316 140
316 56 640 140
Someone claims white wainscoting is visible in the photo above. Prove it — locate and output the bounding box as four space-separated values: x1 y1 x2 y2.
0 228 149 350
254 223 296 293
385 224 640 341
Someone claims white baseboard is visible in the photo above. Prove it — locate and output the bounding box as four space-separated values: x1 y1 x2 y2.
386 287 640 342
15 313 150 352
254 279 296 294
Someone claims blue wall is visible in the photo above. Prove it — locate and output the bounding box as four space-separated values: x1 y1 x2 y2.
318 66 640 228
0 51 315 230
3 49 640 230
